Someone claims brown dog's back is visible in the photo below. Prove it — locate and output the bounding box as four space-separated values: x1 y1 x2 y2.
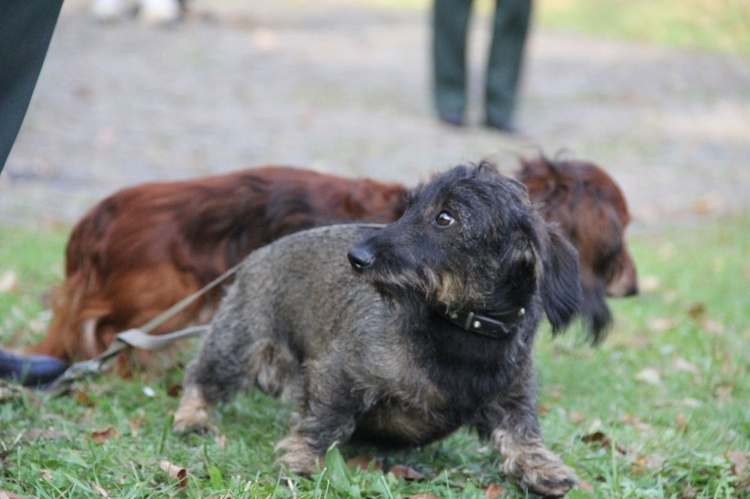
28 167 406 365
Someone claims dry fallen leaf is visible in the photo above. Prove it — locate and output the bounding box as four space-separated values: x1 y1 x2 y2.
129 413 147 437
159 460 188 489
686 303 706 320
388 464 426 480
90 428 121 444
629 455 663 475
621 413 652 433
581 431 627 456
621 413 639 425
485 483 507 498
74 389 96 407
727 451 750 477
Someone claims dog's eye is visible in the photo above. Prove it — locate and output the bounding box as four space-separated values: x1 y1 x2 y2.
435 211 455 227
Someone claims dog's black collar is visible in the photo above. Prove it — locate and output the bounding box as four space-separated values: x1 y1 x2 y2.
439 306 525 340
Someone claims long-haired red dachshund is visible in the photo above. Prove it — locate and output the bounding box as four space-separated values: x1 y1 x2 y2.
22 157 637 371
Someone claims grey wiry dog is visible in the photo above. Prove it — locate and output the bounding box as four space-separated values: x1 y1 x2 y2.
173 163 581 496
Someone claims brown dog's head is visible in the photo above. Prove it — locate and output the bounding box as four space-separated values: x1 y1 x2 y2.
516 155 638 344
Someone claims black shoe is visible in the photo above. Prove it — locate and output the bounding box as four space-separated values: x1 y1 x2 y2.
438 112 464 127
485 120 519 134
0 349 69 387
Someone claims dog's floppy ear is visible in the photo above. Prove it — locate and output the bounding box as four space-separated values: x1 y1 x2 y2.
579 272 612 344
538 222 582 334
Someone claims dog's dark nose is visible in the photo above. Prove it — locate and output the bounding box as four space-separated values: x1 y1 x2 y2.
348 246 375 272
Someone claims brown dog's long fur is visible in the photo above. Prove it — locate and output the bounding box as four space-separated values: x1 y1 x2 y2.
28 167 405 367
518 156 638 341
23 157 637 367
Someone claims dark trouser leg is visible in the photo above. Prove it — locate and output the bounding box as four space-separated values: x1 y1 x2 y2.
485 0 532 128
433 0 474 121
0 0 64 172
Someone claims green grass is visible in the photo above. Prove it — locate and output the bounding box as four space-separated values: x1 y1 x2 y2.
0 226 67 347
0 214 749 497
535 0 750 56
365 0 750 56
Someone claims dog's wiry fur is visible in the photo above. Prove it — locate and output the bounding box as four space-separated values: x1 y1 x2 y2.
173 164 581 496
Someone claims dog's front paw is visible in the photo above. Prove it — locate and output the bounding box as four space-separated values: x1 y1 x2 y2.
275 435 324 475
502 445 577 497
172 416 217 435
173 386 217 435
493 430 577 497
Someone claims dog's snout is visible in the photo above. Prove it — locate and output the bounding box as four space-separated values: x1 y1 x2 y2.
348 246 375 272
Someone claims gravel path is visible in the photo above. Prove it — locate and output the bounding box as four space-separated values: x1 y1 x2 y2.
2 0 749 231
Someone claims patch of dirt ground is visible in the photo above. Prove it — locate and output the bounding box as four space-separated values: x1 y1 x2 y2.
2 0 749 231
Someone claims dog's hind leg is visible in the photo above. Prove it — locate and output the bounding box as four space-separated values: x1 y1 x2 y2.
173 349 233 435
173 301 301 435
173 336 299 434
246 338 301 401
472 376 578 496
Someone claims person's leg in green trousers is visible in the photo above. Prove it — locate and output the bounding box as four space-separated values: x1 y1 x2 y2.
432 0 531 132
432 0 474 126
484 0 531 131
